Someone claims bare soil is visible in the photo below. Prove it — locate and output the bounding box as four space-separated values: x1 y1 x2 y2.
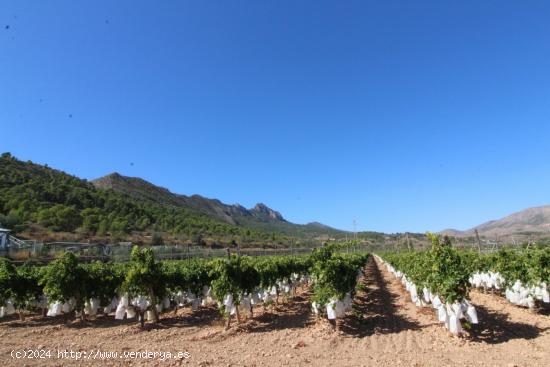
1 257 549 366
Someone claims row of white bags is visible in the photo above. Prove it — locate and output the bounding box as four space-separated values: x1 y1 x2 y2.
470 271 550 307
13 272 311 321
470 271 505 289
311 293 353 320
46 297 113 317
376 255 478 335
219 273 310 316
505 280 549 307
1 296 50 318
114 294 172 320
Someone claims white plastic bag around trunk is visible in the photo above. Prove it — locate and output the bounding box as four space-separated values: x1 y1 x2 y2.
134 296 148 311
542 289 550 303
451 302 464 319
311 302 320 315
125 307 136 319
437 305 447 323
423 288 431 303
115 304 126 320
84 301 92 315
223 294 233 310
62 302 71 313
90 298 100 316
240 297 252 314
410 284 418 303
465 305 478 324
145 310 154 321
326 302 337 320
47 302 63 317
0 307 4 318
432 295 442 309
110 297 119 309
3 301 15 315
448 315 463 334
163 297 171 309
526 296 535 309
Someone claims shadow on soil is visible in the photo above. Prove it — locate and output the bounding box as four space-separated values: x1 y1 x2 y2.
469 304 549 344
339 257 424 337
2 306 223 331
235 290 315 333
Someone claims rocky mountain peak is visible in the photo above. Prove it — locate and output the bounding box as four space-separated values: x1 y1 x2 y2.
251 203 284 221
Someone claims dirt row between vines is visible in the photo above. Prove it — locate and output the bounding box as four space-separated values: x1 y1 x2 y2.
1 257 549 366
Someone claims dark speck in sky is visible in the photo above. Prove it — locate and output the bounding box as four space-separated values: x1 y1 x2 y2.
68 114 73 118
5 25 9 30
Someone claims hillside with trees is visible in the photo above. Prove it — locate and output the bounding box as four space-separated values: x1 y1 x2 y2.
92 172 351 239
0 153 293 246
0 153 358 247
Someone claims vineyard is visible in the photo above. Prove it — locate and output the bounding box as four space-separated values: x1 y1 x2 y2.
378 234 550 333
0 243 368 329
1 238 550 366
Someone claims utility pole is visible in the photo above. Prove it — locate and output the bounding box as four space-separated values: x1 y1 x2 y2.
475 229 482 254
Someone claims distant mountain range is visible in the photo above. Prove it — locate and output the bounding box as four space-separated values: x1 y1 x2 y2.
91 172 345 239
441 205 550 237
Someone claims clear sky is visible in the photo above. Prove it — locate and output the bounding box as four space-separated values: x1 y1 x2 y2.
1 1 550 233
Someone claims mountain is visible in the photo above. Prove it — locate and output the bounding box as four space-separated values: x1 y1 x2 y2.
441 205 550 237
0 153 349 246
91 172 346 239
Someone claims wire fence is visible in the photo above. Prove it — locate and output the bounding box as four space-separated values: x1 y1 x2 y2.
3 236 539 264
2 241 387 263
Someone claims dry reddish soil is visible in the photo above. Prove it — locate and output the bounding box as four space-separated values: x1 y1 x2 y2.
1 257 549 366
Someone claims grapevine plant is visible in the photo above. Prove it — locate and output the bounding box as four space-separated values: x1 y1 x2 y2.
39 252 89 320
309 244 369 320
209 255 259 328
122 246 167 327
382 233 471 304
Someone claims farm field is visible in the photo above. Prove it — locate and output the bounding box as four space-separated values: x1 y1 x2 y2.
1 256 549 367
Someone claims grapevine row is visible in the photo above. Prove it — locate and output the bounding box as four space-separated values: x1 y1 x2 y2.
0 245 368 329
377 233 479 335
462 247 550 308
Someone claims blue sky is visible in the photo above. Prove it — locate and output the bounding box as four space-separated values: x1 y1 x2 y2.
1 1 550 233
